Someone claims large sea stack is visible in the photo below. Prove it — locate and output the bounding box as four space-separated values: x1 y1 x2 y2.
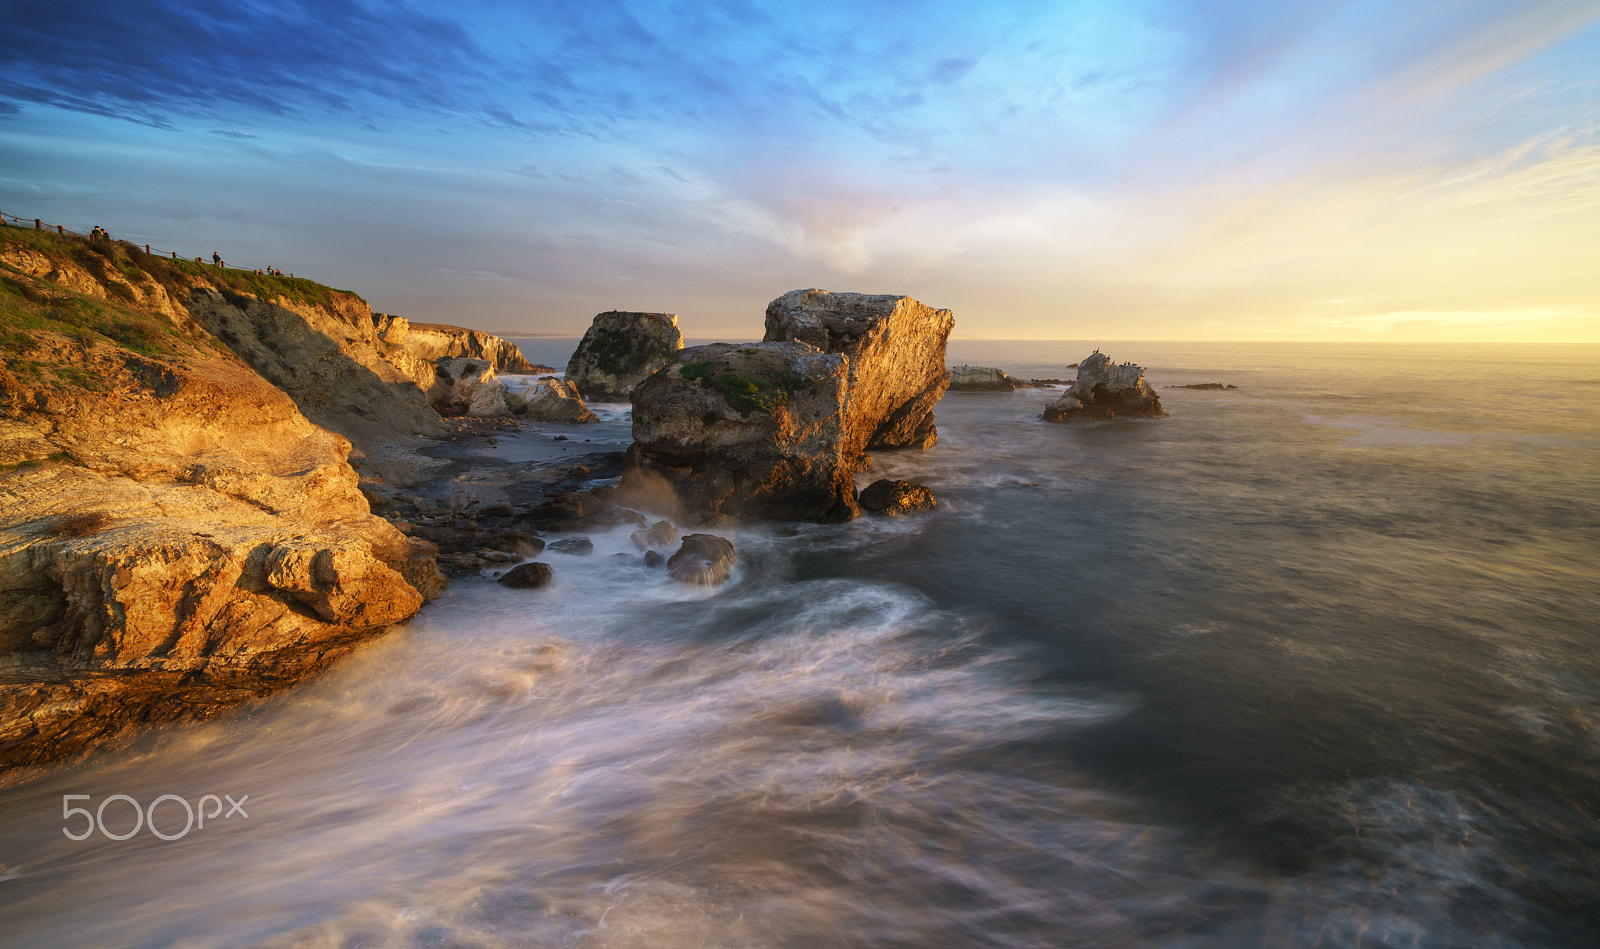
764 289 953 451
627 342 857 522
565 311 684 401
1042 352 1166 421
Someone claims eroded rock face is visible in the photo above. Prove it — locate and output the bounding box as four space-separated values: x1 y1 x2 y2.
522 378 598 424
376 315 536 374
627 342 858 522
189 288 444 454
566 311 684 401
0 230 443 776
429 358 509 417
858 479 937 516
1042 352 1166 421
764 289 953 451
948 365 1020 391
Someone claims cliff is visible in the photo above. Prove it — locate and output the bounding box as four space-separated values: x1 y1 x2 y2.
374 313 537 382
0 226 449 775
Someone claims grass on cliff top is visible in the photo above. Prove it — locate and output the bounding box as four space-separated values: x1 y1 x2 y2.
1 233 192 361
0 223 361 312
679 360 811 416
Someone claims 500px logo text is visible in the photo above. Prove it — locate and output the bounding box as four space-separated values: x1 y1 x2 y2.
62 793 249 841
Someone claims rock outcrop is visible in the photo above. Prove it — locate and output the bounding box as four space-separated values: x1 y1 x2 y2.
948 365 1021 391
627 342 858 522
522 378 598 424
565 311 684 401
374 314 536 375
764 289 953 451
858 479 938 516
1042 352 1166 421
428 357 510 417
188 286 446 456
0 228 443 775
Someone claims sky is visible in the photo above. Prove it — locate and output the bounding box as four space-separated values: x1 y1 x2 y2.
2 0 1598 341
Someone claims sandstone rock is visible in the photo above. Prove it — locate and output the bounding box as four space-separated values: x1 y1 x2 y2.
948 365 1020 391
0 230 444 775
667 533 736 585
631 519 680 550
858 479 938 516
522 378 598 424
188 286 446 456
429 357 509 417
643 550 665 568
498 562 553 589
566 311 684 401
627 342 858 522
764 289 953 451
546 537 594 556
375 315 535 374
1042 352 1166 421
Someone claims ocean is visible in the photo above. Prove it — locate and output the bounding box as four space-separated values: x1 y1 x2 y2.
0 340 1596 948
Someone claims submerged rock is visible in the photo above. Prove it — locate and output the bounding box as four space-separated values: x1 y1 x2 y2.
522 377 598 424
667 533 736 585
628 341 859 522
948 365 1020 391
764 289 953 451
858 479 938 516
1042 352 1166 421
1167 383 1238 390
565 311 684 401
546 537 595 556
498 562 553 589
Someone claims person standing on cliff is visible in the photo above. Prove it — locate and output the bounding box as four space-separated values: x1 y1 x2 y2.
212 251 222 267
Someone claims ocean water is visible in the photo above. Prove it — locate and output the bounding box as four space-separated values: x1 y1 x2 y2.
1 341 1597 948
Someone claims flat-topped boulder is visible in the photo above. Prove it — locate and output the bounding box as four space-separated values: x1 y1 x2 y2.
1042 352 1166 421
764 289 953 451
565 311 684 401
627 341 857 522
949 365 1021 391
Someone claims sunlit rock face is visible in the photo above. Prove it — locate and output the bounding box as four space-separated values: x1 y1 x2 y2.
1042 352 1166 421
0 232 442 775
763 289 954 452
627 342 858 523
428 357 510 417
376 314 535 374
522 377 598 424
565 311 684 401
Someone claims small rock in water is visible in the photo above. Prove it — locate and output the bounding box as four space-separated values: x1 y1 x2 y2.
498 562 553 588
631 519 680 550
547 537 594 556
858 479 937 516
643 550 665 568
553 435 569 441
1166 383 1237 390
482 530 545 557
667 533 736 584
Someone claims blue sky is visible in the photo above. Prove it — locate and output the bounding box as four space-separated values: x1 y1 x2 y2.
3 0 1598 340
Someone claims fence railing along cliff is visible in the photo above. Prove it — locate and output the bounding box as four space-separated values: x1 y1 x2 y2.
0 210 299 278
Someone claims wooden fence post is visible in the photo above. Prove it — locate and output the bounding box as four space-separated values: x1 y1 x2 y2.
35 219 41 230
56 225 63 235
